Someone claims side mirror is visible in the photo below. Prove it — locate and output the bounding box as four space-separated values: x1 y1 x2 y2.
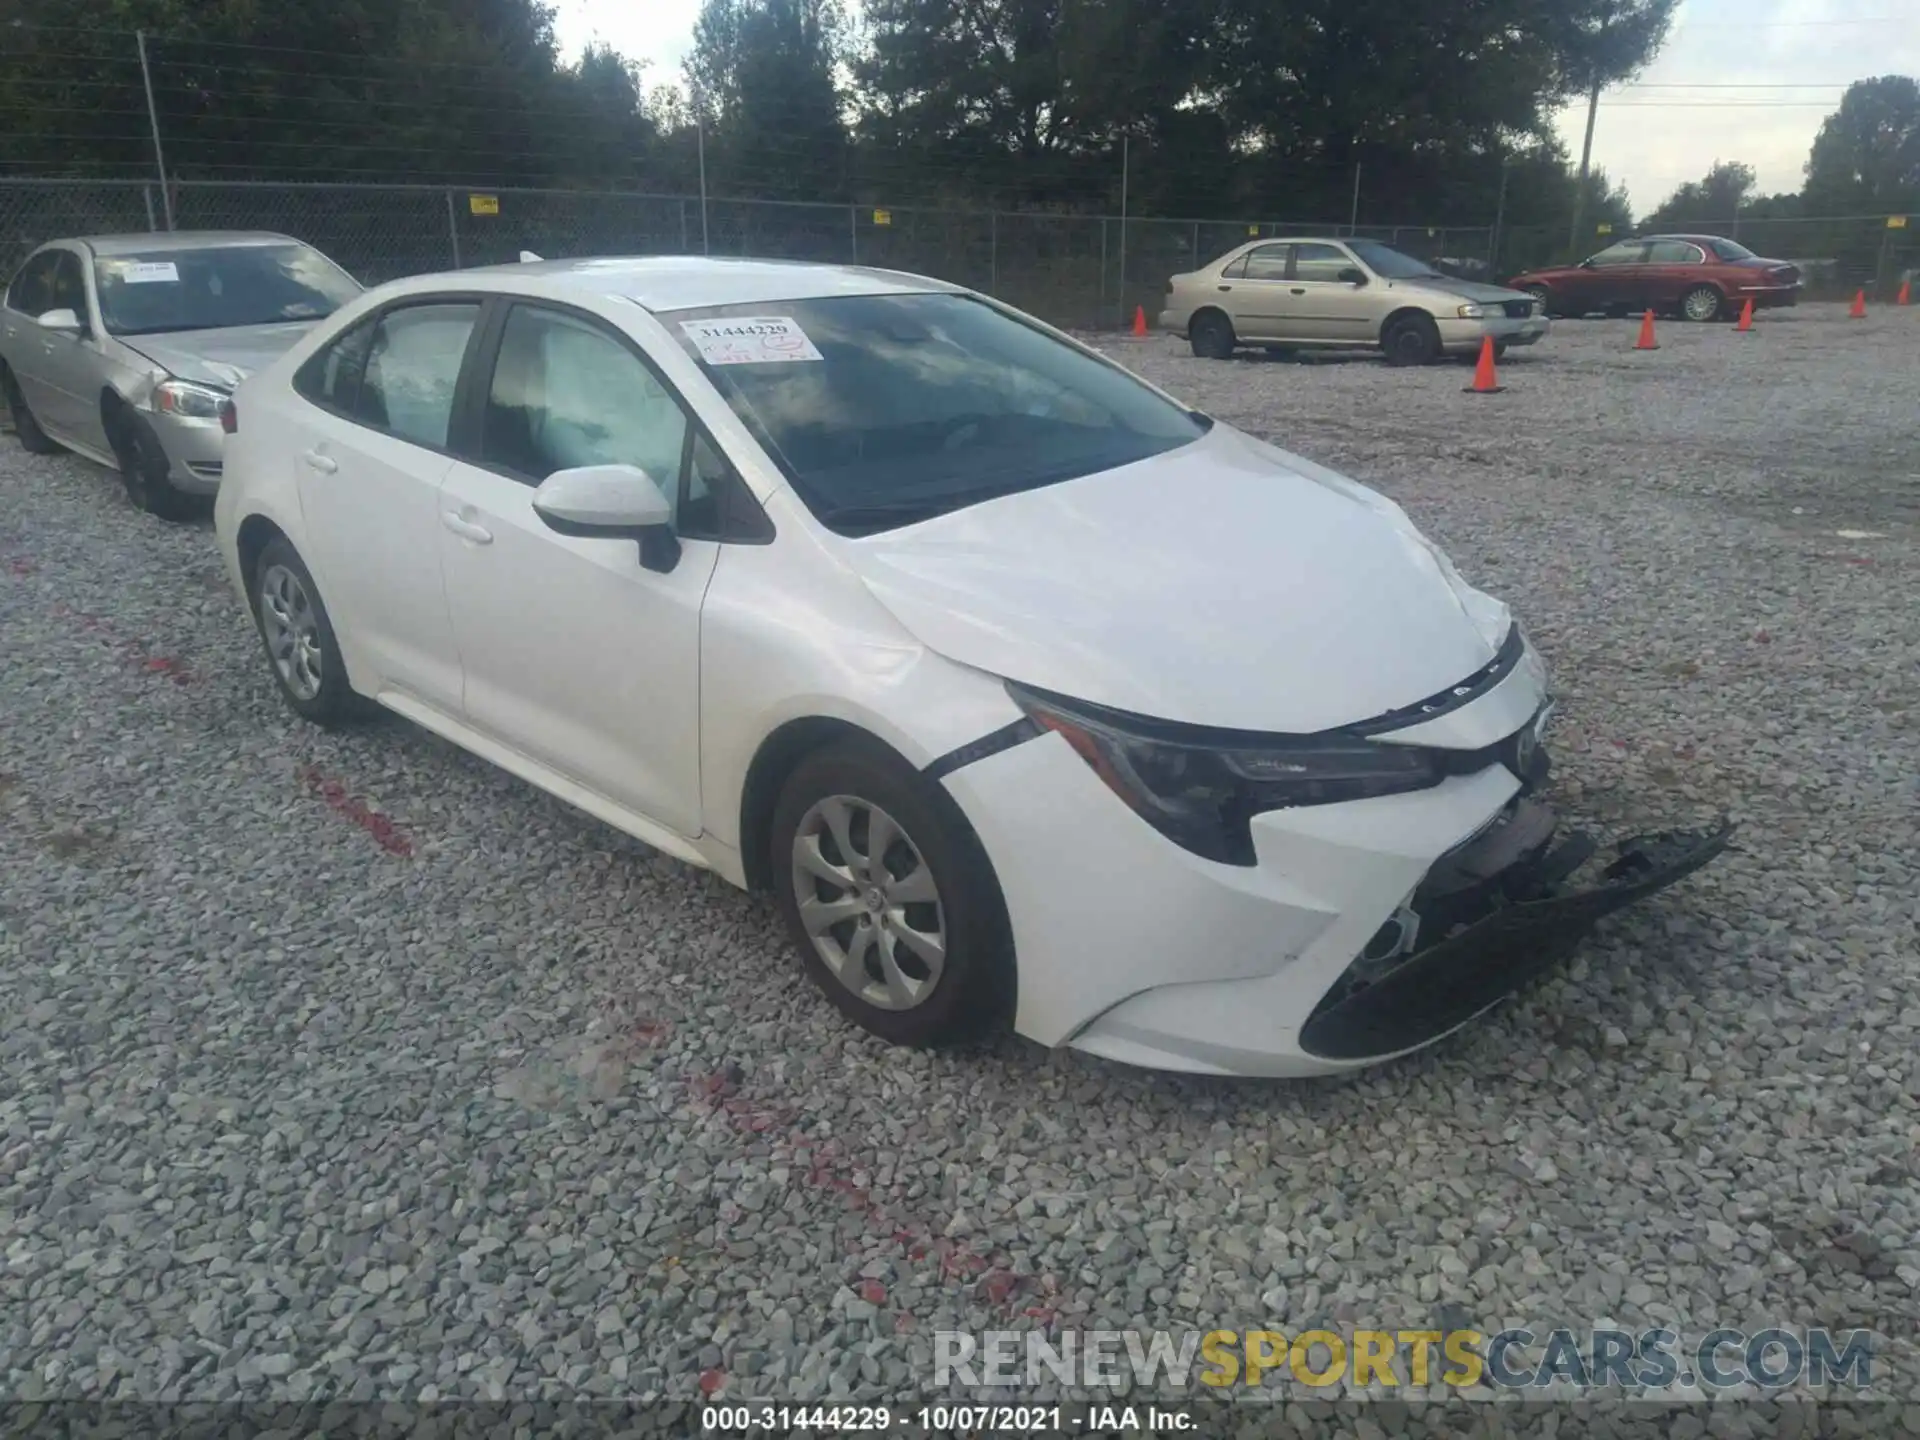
532 463 681 573
1578 258 1597 269
1337 268 1368 286
37 307 82 334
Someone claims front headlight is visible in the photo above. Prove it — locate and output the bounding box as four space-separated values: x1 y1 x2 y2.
152 379 228 419
1456 303 1490 319
1008 683 1445 865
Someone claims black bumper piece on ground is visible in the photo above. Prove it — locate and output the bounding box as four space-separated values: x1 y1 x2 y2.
1299 815 1734 1062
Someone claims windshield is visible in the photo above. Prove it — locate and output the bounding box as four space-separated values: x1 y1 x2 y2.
670 292 1208 533
1347 241 1443 280
93 243 362 336
1710 238 1757 261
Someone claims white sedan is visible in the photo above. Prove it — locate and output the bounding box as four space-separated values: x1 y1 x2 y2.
212 256 1729 1076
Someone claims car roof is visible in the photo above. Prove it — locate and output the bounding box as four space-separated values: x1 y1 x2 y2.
422 255 963 314
73 231 304 256
1642 234 1728 244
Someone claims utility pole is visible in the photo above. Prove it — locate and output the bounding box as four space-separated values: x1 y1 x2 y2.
1566 77 1601 261
136 30 174 230
695 111 710 256
1117 134 1130 327
1490 153 1512 271
1349 163 1362 235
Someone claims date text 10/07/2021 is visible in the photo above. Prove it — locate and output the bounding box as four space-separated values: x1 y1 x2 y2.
701 1404 1195 1433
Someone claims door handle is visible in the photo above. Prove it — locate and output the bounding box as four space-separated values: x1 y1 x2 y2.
1216 284 1232 292
301 449 337 474
441 511 493 545
1290 287 1306 295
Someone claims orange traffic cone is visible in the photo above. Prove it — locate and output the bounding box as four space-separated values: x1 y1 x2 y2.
1463 335 1503 394
1634 309 1659 350
1849 289 1867 318
1897 278 1911 306
1736 297 1754 332
1131 305 1149 338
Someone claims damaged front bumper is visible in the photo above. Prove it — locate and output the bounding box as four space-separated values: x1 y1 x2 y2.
1298 802 1734 1062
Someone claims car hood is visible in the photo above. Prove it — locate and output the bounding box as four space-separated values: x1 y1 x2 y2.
118 321 321 389
838 425 1513 732
1411 277 1536 304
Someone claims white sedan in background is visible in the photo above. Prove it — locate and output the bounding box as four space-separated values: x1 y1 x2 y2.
213 256 1728 1076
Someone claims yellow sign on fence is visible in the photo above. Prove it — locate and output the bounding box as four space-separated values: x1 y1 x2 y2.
873 209 892 226
1247 225 1259 236
1596 222 1613 234
1888 215 1908 229
469 194 499 216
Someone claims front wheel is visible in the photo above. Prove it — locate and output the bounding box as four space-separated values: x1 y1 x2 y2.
771 737 1012 1047
1382 313 1441 367
108 408 197 521
1189 310 1236 360
1681 285 1724 322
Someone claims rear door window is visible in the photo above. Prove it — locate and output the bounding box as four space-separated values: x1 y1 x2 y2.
1588 242 1648 267
1240 245 1291 281
293 319 377 413
355 303 481 449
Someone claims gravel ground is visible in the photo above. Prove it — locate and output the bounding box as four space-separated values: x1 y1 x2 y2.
2 303 1917 1433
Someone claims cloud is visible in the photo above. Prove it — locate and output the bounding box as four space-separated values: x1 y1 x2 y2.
1554 0 1919 211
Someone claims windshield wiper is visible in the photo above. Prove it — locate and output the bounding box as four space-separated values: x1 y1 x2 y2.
815 496 965 529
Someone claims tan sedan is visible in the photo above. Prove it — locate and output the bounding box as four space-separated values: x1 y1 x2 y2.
1160 237 1549 365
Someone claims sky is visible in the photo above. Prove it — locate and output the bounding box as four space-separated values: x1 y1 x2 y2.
549 0 1920 215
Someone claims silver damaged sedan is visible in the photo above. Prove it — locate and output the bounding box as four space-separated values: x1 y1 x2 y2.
0 231 362 518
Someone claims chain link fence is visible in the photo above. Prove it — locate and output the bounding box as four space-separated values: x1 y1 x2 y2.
0 177 1511 329
3 177 1910 325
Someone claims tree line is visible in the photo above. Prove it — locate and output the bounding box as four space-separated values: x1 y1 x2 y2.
2 0 1914 255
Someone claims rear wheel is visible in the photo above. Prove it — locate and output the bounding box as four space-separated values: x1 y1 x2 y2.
251 537 366 728
107 407 196 521
1189 309 1236 360
1382 313 1441 367
1681 285 1724 322
3 364 61 455
771 737 1012 1047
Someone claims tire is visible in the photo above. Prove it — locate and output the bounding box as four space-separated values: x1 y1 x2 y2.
250 537 365 728
1522 285 1554 317
1382 313 1441 367
771 736 1013 1047
2 364 61 455
107 406 197 521
1493 340 1510 360
1189 310 1236 360
1681 284 1724 322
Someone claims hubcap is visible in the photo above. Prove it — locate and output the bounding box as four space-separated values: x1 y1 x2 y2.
258 564 323 701
1685 290 1717 320
791 795 946 1011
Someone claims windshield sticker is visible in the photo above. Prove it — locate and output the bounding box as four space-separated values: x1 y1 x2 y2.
679 316 823 365
119 261 181 284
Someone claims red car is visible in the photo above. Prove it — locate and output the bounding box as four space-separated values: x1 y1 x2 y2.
1508 234 1801 322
